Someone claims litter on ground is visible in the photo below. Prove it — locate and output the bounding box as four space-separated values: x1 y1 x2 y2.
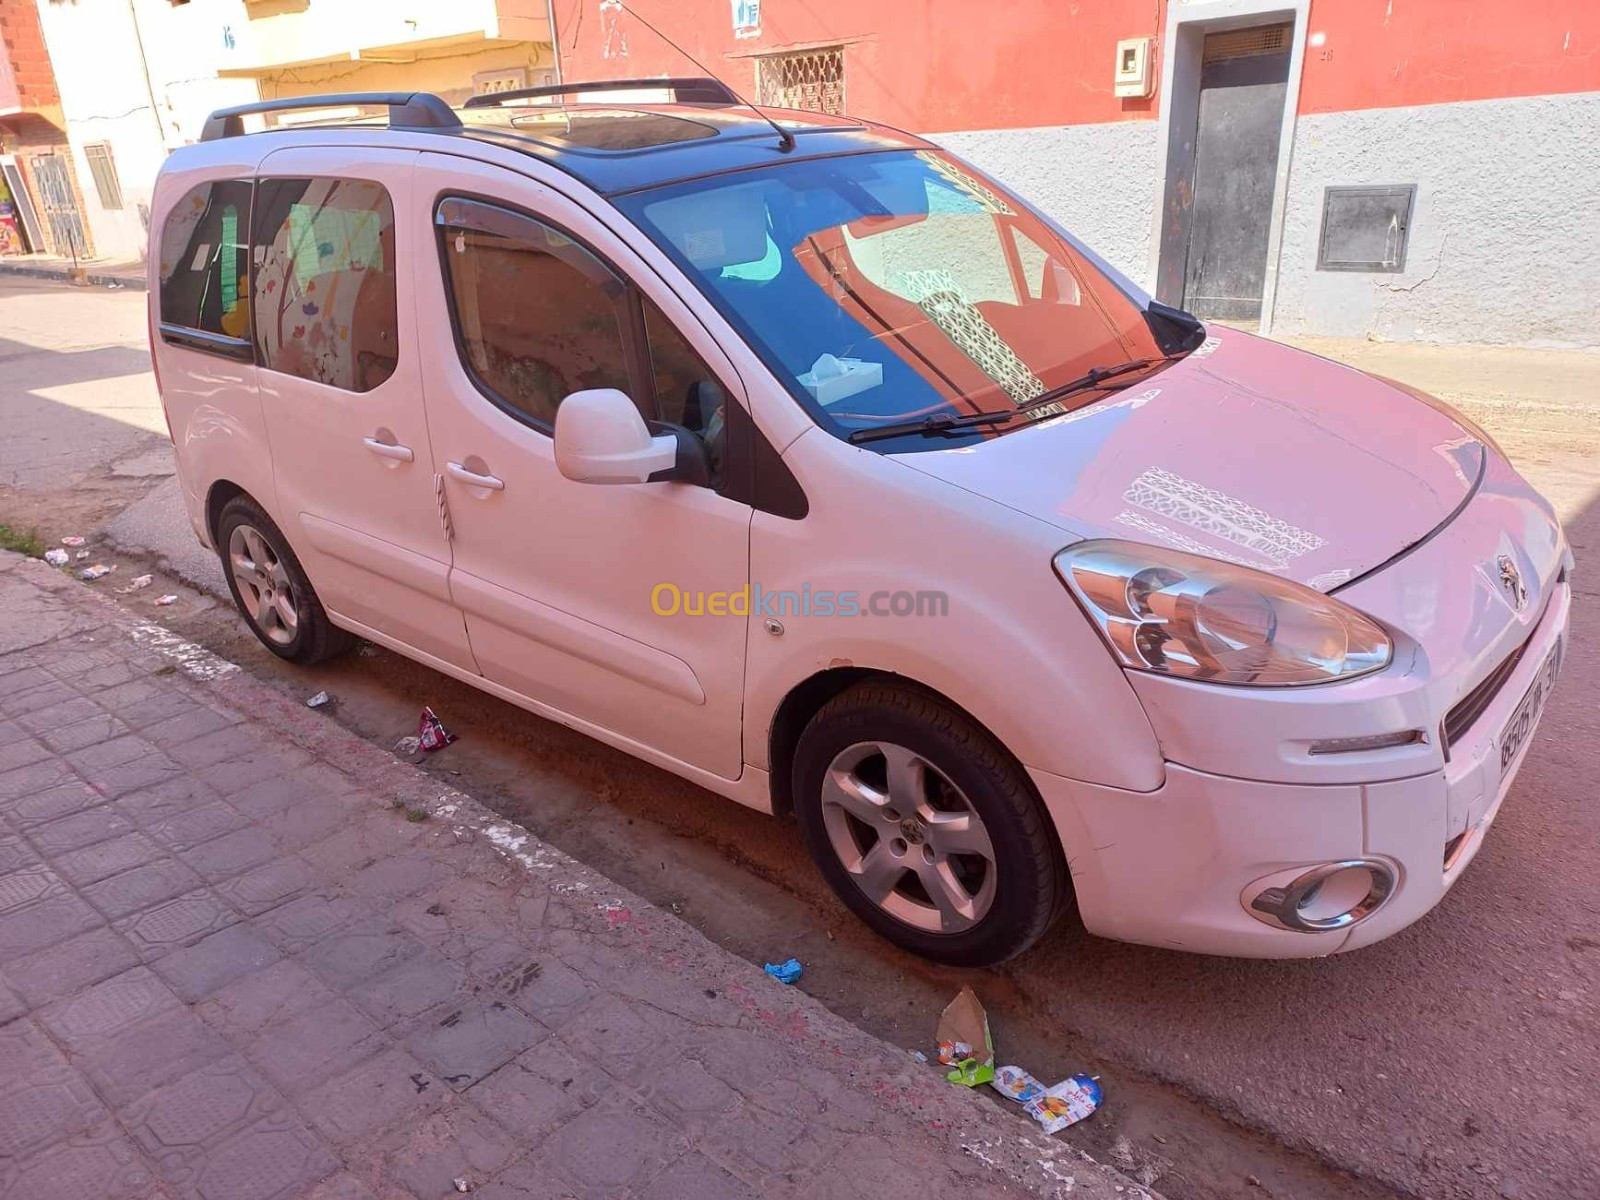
936 986 995 1087
154 594 179 606
61 535 85 547
115 574 154 594
991 1065 1103 1133
43 549 68 566
306 691 332 709
417 706 457 752
763 958 802 985
79 563 115 581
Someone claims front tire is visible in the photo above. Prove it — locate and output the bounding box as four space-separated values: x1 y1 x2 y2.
792 681 1069 967
216 495 353 665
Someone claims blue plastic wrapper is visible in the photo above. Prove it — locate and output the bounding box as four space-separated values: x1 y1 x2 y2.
763 957 802 984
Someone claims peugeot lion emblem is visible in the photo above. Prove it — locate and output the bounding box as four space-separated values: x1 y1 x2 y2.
1497 555 1528 612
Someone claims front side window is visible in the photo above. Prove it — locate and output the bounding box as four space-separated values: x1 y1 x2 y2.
251 177 399 393
159 179 252 343
644 298 726 483
616 150 1176 452
438 198 630 429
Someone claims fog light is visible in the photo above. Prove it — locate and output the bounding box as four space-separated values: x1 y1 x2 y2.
1247 859 1395 932
1307 730 1425 755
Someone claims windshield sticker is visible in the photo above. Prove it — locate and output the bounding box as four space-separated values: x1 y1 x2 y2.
1190 335 1224 359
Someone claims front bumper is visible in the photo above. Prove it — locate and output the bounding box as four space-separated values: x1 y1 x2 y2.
1033 575 1570 958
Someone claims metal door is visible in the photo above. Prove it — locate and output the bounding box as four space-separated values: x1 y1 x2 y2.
28 152 89 259
1180 26 1291 322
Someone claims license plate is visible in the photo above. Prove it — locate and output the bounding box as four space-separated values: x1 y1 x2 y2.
1498 643 1562 773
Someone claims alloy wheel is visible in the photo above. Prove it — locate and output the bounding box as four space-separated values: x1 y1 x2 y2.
820 740 998 934
227 523 299 647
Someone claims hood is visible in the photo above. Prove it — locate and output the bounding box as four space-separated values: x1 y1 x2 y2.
901 331 1485 591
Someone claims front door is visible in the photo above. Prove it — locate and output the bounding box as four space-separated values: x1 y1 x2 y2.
249 145 475 670
1180 25 1292 322
412 153 752 780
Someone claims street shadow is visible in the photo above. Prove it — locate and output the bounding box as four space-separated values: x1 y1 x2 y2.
0 336 153 391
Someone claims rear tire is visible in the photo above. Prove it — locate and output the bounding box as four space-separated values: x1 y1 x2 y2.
216 495 354 666
792 681 1069 966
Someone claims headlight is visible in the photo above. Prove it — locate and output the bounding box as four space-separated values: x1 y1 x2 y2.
1054 541 1392 686
1372 374 1506 459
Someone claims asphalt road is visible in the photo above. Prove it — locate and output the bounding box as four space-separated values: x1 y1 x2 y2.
3 272 1597 1200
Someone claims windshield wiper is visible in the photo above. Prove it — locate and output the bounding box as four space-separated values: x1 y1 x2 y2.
846 409 1018 444
1017 358 1160 413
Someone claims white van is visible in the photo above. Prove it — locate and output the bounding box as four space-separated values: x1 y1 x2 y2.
150 83 1570 966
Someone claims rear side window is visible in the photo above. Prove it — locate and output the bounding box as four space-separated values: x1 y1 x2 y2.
438 198 631 429
159 180 252 344
251 177 398 393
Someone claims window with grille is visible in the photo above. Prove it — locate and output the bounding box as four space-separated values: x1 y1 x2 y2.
83 143 124 211
755 47 845 115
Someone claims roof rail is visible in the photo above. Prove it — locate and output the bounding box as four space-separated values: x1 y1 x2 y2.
199 92 461 142
463 76 739 110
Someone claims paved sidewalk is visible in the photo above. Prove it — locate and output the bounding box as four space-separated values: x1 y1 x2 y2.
0 254 146 290
0 553 1149 1200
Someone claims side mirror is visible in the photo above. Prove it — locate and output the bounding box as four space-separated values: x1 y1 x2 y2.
553 389 711 486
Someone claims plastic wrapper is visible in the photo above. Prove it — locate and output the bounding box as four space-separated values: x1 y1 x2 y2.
417 707 457 752
763 957 802 984
1023 1074 1103 1133
991 1065 1047 1105
44 549 68 567
992 1065 1102 1132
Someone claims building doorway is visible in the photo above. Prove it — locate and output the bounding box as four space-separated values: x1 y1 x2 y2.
0 156 44 253
29 152 89 260
1179 25 1292 321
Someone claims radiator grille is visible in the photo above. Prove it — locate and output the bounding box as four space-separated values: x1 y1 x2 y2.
1443 641 1528 752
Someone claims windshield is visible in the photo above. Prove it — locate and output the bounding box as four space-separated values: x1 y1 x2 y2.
614 149 1178 451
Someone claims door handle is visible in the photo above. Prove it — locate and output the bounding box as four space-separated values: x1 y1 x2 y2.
446 460 505 491
363 437 414 463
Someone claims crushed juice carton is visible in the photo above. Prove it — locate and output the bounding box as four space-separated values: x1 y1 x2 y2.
1023 1074 1103 1134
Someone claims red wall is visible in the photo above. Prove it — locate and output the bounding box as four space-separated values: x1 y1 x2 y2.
1299 0 1600 114
561 0 1161 130
558 0 1600 132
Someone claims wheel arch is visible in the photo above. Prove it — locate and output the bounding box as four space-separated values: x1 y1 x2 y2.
766 666 1061 868
204 479 250 548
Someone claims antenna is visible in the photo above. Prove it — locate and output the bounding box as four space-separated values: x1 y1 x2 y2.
617 2 796 151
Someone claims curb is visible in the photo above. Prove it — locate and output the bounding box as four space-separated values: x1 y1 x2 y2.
0 258 146 290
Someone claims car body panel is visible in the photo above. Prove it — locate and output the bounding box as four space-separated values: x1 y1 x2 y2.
148 140 276 551
247 144 478 671
411 150 754 781
742 427 1166 793
899 331 1482 591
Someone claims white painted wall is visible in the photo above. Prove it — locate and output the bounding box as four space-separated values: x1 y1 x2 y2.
33 0 256 262
935 91 1600 350
1271 91 1600 349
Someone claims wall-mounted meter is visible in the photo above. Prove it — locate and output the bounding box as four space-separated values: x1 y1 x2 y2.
1114 36 1154 98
